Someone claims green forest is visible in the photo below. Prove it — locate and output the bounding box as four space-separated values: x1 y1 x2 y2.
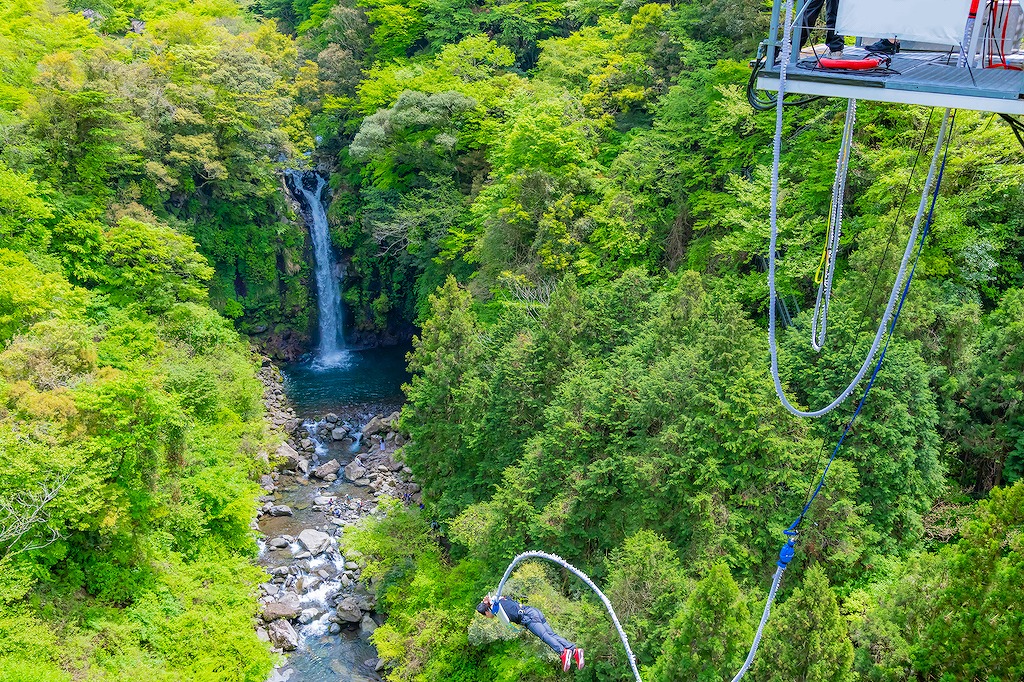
1 0 1022 680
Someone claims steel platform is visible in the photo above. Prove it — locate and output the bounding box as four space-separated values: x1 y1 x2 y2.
757 48 1024 114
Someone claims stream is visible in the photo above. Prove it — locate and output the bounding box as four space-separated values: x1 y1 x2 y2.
258 347 411 682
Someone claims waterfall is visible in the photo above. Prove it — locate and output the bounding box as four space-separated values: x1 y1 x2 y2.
288 171 348 369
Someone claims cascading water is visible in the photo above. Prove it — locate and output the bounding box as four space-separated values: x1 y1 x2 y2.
288 171 347 369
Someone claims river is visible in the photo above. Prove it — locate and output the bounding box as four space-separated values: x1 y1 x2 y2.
259 346 411 682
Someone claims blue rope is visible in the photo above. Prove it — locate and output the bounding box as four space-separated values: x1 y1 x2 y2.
784 111 955 541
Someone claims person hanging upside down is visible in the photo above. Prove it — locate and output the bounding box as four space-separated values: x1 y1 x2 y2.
477 595 584 672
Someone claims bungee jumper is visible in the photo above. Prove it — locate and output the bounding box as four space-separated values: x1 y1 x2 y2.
477 595 584 672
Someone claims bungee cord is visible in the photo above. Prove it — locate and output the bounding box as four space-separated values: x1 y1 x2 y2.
811 97 857 352
767 0 952 419
493 551 643 682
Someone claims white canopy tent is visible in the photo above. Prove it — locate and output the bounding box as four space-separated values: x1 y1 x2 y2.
835 0 974 45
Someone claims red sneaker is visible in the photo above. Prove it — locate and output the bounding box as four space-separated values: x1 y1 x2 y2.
574 648 584 670
560 649 571 672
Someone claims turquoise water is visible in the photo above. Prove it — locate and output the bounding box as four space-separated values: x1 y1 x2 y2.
281 346 411 415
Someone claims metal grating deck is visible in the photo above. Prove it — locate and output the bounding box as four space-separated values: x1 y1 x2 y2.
758 48 1024 114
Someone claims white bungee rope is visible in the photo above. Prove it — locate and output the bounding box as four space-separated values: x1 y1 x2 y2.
810 97 857 352
768 0 952 419
493 550 643 682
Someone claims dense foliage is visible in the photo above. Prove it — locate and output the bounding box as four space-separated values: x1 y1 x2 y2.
4 0 1024 680
0 2 284 679
260 0 1024 680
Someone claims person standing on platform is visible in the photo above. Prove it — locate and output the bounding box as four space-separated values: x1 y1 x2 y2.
798 0 845 58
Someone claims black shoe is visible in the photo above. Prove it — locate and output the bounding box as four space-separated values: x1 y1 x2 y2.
865 38 899 55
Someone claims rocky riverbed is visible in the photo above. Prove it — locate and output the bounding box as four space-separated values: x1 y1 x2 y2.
255 361 420 681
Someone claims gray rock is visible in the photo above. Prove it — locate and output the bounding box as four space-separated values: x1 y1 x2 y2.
335 597 362 623
313 496 336 506
325 474 337 482
329 622 342 635
313 459 341 479
268 619 299 650
260 474 276 491
297 528 332 556
275 442 301 471
362 416 385 438
298 459 310 475
263 592 301 621
331 426 348 441
293 551 311 560
325 413 339 423
354 478 370 487
299 608 320 625
344 461 367 481
269 537 290 549
268 505 293 517
360 614 377 635
256 626 270 643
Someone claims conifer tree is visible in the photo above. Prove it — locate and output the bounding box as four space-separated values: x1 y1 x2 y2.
751 564 854 682
648 563 752 682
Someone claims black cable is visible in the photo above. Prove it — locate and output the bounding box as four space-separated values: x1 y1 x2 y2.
798 108 938 508
999 114 1024 150
747 56 824 112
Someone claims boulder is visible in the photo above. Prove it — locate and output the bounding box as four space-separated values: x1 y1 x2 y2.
385 411 400 425
386 456 404 472
325 413 339 423
297 459 310 475
313 459 341 479
354 478 370 487
297 528 332 556
334 597 362 623
331 426 348 441
361 416 385 438
313 496 336 506
263 592 301 621
268 537 290 549
268 620 298 651
299 608 320 625
275 442 301 471
268 505 293 517
329 622 342 635
360 614 377 635
344 461 366 482
259 474 276 491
